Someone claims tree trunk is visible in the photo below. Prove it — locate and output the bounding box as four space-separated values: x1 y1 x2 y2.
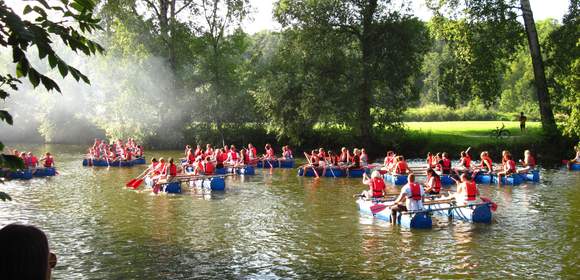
520 0 557 133
358 0 378 147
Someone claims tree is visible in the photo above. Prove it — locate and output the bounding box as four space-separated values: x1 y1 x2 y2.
426 0 557 132
545 0 579 137
274 0 429 145
0 0 104 199
520 0 556 132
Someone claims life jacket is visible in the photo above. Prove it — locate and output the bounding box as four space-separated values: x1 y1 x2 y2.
527 156 536 168
426 156 433 167
169 163 177 177
249 147 257 159
407 182 422 200
125 149 132 160
340 153 348 163
371 177 385 198
158 162 167 175
466 181 477 201
204 161 215 175
442 158 451 171
24 157 33 167
506 160 516 172
244 151 250 164
205 149 213 157
352 155 361 167
481 157 492 169
310 155 319 165
219 152 228 163
187 152 195 164
463 156 471 168
194 148 203 157
229 151 238 161
266 148 275 157
395 161 407 174
44 157 53 168
429 175 441 193
196 161 204 174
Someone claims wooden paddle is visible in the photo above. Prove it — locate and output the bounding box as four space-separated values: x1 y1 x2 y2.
303 152 319 178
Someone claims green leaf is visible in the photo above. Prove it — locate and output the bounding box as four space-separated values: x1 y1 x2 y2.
0 110 13 125
15 60 28 78
28 68 40 87
57 61 68 77
23 5 33 15
40 76 61 92
48 54 57 68
0 141 4 151
0 90 8 99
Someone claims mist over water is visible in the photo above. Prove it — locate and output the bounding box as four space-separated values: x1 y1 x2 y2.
0 37 182 146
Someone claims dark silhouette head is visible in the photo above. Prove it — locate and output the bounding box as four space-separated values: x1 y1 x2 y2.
0 224 51 280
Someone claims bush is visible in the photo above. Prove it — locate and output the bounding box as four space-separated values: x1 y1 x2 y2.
403 103 539 122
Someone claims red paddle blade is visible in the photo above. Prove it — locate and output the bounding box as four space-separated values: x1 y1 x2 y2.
130 179 144 189
371 203 388 214
480 197 498 212
125 179 136 187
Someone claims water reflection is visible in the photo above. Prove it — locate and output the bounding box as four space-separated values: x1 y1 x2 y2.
0 145 579 278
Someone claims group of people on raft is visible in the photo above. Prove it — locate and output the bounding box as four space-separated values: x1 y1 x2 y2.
7 149 54 169
380 148 537 185
85 138 144 162
303 147 370 175
360 148 539 222
143 143 293 189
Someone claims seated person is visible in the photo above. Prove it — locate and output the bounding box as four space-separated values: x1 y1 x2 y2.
390 174 424 224
361 171 386 199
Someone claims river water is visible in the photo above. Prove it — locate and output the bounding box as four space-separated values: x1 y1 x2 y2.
1 144 579 279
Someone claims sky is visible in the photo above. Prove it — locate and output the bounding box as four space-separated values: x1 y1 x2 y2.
243 0 572 34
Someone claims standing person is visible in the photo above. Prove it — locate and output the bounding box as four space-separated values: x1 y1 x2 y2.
390 174 424 224
362 171 386 199
0 223 57 280
519 112 527 132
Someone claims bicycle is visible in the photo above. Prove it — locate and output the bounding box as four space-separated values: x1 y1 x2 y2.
489 123 511 139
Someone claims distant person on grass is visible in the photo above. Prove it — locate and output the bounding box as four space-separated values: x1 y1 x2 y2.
519 112 527 132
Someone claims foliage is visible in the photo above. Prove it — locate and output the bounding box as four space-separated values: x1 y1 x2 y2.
403 103 527 122
0 0 103 184
270 0 430 143
425 0 524 106
545 1 580 137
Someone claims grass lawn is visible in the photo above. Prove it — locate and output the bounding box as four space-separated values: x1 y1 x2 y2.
403 121 543 148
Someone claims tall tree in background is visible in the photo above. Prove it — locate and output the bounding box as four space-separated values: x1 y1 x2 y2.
519 0 556 132
274 0 429 145
545 0 579 137
426 0 557 132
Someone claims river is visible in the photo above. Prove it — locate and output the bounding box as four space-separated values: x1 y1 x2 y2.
1 144 579 279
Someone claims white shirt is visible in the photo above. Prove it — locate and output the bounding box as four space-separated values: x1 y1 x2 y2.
401 184 425 211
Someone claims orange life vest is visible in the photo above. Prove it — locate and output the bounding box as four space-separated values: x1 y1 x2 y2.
407 182 422 200
371 177 385 198
466 181 477 201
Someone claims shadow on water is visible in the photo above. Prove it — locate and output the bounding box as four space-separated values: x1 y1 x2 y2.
0 144 579 279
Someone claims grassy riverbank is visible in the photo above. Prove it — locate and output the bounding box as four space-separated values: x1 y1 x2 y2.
392 121 573 163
